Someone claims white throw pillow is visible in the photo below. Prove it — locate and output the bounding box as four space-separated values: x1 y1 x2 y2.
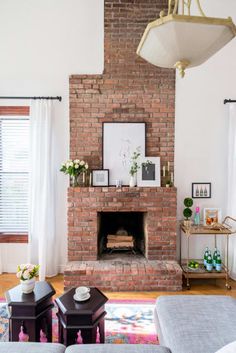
215 341 236 353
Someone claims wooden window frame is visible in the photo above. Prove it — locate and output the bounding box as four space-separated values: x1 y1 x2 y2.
0 106 30 243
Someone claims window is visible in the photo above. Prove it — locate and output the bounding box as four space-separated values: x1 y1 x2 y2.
0 107 29 242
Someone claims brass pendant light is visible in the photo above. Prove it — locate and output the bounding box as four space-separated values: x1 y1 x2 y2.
137 0 236 77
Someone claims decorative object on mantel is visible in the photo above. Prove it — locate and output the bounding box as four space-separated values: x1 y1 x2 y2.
92 169 109 187
129 148 141 187
137 157 160 187
192 182 211 198
162 161 174 187
136 0 236 77
183 197 193 227
60 159 89 187
115 179 122 188
103 122 146 186
16 263 39 294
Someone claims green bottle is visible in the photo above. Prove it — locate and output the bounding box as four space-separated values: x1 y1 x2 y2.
204 247 209 267
206 254 213 271
213 248 218 268
215 255 222 272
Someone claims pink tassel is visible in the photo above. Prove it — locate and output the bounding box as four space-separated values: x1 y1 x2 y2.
40 329 48 343
18 326 29 342
76 330 83 344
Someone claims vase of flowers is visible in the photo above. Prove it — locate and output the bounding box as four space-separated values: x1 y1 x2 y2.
129 150 141 187
129 149 152 187
16 264 40 294
60 159 89 187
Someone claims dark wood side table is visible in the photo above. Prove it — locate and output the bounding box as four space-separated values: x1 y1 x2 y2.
5 281 55 342
55 287 108 346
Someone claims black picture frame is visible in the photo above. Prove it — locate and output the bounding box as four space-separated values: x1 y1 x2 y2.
92 169 109 187
192 182 211 199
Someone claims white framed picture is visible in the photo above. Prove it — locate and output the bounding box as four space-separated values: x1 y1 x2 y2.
203 208 222 226
103 122 146 186
137 157 161 187
92 169 109 186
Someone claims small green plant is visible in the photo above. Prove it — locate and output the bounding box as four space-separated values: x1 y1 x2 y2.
129 150 141 176
166 180 173 187
183 197 193 220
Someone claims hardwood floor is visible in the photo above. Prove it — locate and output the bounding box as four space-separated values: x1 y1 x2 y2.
0 273 236 299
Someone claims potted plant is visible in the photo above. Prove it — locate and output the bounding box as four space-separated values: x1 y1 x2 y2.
60 159 89 187
16 264 40 294
183 197 193 227
165 180 173 188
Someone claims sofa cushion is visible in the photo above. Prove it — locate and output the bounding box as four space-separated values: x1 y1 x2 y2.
0 342 66 353
65 344 171 353
215 341 236 353
154 295 236 353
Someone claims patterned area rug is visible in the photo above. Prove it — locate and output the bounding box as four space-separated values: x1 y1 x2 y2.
0 299 158 344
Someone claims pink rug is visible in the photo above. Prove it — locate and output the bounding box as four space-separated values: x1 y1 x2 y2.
1 299 158 344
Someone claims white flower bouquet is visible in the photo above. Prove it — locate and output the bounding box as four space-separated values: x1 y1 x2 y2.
16 264 39 281
60 159 89 177
60 159 89 187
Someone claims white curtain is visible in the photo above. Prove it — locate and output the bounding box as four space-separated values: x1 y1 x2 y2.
28 100 58 280
227 103 236 280
0 246 2 274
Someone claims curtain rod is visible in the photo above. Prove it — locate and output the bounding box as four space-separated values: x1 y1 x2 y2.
224 99 236 104
0 96 62 101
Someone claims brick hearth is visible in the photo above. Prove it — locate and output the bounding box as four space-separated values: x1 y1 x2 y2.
64 259 182 292
65 0 182 291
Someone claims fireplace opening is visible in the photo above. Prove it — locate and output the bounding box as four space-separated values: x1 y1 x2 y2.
97 212 146 258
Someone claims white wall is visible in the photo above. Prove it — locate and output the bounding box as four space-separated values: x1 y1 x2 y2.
0 0 104 272
175 0 236 257
1 0 235 270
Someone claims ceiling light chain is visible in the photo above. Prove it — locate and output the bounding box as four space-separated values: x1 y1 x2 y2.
167 0 206 17
195 0 206 17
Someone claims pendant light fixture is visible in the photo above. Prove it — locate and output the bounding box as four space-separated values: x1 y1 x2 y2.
136 0 236 77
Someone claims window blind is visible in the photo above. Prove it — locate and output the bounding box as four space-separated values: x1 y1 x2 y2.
0 116 29 233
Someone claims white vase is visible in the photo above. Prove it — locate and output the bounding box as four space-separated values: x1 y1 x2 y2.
20 278 36 294
129 175 137 187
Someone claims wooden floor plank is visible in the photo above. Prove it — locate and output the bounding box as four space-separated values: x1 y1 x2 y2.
0 273 236 299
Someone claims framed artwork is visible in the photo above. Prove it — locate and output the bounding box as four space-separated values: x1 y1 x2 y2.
92 169 109 186
103 122 146 186
203 208 222 226
192 183 211 198
137 157 161 187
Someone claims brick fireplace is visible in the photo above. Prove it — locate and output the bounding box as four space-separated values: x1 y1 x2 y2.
64 0 182 291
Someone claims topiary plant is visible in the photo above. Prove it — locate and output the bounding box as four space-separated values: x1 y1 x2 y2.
183 197 193 220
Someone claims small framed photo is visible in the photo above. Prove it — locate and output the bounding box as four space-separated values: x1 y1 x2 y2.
192 183 211 198
203 208 222 226
92 169 109 186
137 157 160 187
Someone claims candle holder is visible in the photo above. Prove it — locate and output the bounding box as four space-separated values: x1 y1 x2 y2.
162 162 174 187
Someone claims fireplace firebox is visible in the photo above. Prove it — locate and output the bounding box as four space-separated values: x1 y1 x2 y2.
97 212 146 258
